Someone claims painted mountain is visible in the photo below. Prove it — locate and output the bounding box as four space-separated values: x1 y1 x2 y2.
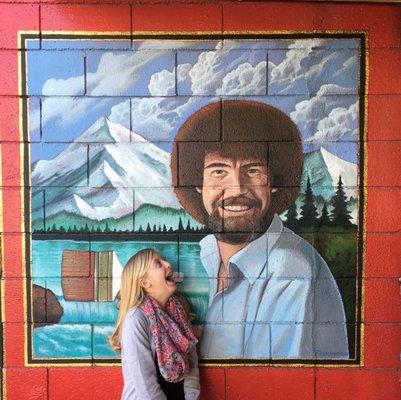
300 147 358 223
31 117 200 232
31 117 358 231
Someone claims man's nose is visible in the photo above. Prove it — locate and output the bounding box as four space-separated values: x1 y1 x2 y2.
224 171 249 196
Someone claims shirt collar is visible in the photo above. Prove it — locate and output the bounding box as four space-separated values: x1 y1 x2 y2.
199 214 284 284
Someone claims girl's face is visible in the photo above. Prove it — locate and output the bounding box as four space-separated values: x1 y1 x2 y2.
140 254 177 300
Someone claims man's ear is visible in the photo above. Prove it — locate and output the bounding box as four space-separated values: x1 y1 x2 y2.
195 186 202 194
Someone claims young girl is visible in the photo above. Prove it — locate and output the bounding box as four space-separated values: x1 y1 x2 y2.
108 248 200 400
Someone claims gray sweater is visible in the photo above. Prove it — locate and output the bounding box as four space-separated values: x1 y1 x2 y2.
120 307 201 400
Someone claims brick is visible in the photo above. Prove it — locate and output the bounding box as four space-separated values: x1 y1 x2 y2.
367 95 401 141
370 49 401 95
268 48 359 96
93 323 120 359
27 97 41 142
178 233 208 276
1 142 23 186
133 4 222 34
5 367 47 400
177 49 268 96
365 187 401 232
131 97 210 142
3 323 25 367
1 188 26 233
41 99 131 142
31 142 89 187
312 4 401 49
32 240 90 278
322 278 357 324
86 49 175 97
2 233 25 278
364 323 401 368
2 278 25 323
0 97 20 142
316 369 401 400
34 323 92 360
199 367 225 400
27 50 85 96
365 233 401 278
0 4 40 50
49 367 123 400
226 367 315 400
367 141 401 186
311 232 358 279
364 278 401 323
0 50 19 96
223 2 315 33
41 4 131 35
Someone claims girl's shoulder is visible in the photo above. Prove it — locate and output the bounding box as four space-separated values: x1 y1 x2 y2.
124 307 149 328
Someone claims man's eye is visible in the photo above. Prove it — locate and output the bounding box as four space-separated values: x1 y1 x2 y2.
211 169 227 177
247 168 261 175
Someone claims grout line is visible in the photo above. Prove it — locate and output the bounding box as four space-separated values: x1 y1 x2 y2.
83 54 87 95
175 52 178 96
38 4 42 50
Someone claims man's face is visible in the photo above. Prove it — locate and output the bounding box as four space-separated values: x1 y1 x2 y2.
196 152 272 242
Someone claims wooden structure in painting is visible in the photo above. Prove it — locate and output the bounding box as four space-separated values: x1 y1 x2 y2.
61 250 122 302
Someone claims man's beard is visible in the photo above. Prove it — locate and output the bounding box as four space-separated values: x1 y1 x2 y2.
206 195 273 244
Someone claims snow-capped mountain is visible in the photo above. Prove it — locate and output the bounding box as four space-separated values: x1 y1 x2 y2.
302 147 357 200
32 117 181 228
31 117 359 230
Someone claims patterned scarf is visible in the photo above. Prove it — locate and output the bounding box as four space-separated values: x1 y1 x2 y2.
139 294 198 383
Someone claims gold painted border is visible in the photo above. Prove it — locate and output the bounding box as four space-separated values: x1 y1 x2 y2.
1 123 6 400
17 30 367 369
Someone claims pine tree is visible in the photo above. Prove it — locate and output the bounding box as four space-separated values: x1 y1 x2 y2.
330 176 352 226
104 222 110 233
177 217 184 232
299 176 318 227
285 201 298 230
138 225 143 233
51 223 57 232
185 220 191 232
146 223 152 233
318 201 331 227
162 224 167 233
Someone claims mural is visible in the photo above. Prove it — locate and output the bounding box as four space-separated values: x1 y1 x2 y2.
24 34 364 363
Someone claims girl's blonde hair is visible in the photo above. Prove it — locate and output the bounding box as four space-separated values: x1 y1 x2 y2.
107 248 157 353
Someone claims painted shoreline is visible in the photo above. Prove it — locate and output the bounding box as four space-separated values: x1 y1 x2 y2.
32 232 208 242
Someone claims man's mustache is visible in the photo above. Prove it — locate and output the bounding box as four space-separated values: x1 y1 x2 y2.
214 195 261 209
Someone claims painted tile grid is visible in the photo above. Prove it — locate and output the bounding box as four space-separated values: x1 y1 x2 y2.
20 35 365 364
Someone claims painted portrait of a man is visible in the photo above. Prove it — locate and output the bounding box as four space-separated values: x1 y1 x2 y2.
25 35 361 364
171 100 349 359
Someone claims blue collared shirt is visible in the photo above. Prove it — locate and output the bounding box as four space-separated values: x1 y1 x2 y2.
198 214 349 360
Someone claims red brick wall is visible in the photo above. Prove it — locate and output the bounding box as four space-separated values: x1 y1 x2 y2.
1 1 400 399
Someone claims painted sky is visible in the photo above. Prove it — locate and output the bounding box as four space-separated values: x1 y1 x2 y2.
27 38 361 163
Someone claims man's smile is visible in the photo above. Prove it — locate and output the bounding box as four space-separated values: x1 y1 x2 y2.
215 195 261 216
222 204 252 212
